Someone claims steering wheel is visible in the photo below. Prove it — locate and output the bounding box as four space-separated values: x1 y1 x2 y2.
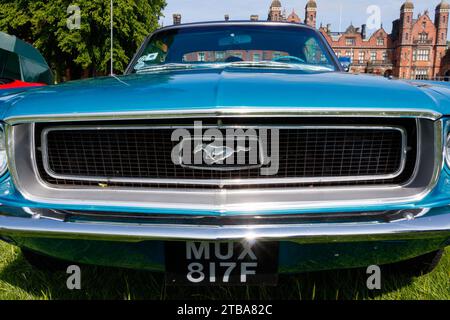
272 55 305 63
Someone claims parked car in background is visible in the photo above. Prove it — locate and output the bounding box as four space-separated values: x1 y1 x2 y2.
0 22 448 285
0 31 52 91
0 78 45 89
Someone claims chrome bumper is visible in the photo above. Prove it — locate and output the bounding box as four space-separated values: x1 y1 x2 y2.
0 208 449 243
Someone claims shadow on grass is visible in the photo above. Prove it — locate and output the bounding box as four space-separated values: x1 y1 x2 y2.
0 250 415 300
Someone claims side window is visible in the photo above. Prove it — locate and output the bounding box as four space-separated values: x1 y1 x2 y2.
0 50 22 80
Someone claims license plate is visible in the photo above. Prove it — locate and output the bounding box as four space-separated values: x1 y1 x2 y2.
165 241 279 285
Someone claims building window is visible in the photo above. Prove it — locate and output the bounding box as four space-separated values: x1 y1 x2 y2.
215 52 225 61
422 21 426 29
345 51 353 62
415 69 429 80
419 33 428 41
273 52 282 60
370 51 377 61
382 51 388 62
346 38 356 46
377 38 384 46
198 52 205 62
358 51 365 63
413 49 430 61
405 33 409 41
253 53 261 62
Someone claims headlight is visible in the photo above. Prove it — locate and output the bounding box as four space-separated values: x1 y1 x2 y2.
0 125 7 175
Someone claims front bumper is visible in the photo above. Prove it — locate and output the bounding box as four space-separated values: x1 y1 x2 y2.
1 207 449 244
0 206 449 272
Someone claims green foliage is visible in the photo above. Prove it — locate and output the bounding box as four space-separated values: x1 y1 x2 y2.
0 0 166 81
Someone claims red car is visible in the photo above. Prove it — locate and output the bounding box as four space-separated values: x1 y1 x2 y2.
0 78 45 90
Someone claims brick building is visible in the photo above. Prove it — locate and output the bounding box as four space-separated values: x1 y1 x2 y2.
267 0 450 79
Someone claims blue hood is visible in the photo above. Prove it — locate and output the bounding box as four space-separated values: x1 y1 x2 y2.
2 68 450 122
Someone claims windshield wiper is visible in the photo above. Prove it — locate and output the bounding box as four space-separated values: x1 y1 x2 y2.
228 61 334 72
135 63 228 73
135 63 195 73
228 61 297 69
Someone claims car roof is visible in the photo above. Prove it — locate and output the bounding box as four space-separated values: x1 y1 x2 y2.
156 21 317 33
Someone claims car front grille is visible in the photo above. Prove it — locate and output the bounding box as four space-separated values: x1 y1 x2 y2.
34 118 417 189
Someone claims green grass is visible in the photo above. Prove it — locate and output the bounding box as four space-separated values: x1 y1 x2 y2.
0 241 448 300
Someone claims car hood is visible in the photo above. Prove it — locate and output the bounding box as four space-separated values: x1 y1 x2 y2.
2 68 450 122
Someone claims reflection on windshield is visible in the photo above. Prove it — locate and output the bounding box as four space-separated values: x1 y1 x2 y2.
133 25 337 73
182 50 291 64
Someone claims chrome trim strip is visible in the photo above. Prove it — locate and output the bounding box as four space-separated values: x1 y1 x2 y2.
4 108 442 125
445 120 450 168
0 207 449 242
52 209 425 224
40 124 408 186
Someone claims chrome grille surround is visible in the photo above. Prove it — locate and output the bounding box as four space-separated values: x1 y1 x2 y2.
5 109 443 211
39 124 409 187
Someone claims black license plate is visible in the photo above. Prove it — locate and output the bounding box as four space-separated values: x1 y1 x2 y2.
165 241 279 285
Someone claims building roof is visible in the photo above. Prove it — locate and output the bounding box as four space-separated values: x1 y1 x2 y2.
270 0 282 8
437 0 450 10
345 24 358 34
401 0 414 11
306 0 317 9
287 9 300 23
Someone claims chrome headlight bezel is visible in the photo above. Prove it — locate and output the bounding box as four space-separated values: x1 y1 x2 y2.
446 133 450 169
0 124 7 176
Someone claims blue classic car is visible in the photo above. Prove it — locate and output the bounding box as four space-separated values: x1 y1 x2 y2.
0 21 449 285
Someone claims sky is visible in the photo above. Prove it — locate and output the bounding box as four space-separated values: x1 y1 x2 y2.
161 0 444 36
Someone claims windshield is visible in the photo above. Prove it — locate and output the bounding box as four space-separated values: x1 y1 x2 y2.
131 25 338 73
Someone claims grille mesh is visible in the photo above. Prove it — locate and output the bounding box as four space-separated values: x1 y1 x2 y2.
35 119 416 189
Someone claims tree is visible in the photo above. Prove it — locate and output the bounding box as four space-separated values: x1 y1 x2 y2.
0 0 166 82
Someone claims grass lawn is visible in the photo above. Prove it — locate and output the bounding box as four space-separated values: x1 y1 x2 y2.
0 241 448 300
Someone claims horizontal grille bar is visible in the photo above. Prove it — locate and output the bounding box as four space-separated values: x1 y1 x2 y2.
35 119 416 189
57 209 424 225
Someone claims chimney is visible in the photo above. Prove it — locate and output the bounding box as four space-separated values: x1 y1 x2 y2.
225 14 230 21
173 14 181 25
361 24 367 39
327 23 331 33
250 15 259 21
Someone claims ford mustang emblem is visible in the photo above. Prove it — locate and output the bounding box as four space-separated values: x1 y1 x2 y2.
174 135 265 171
193 143 250 164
